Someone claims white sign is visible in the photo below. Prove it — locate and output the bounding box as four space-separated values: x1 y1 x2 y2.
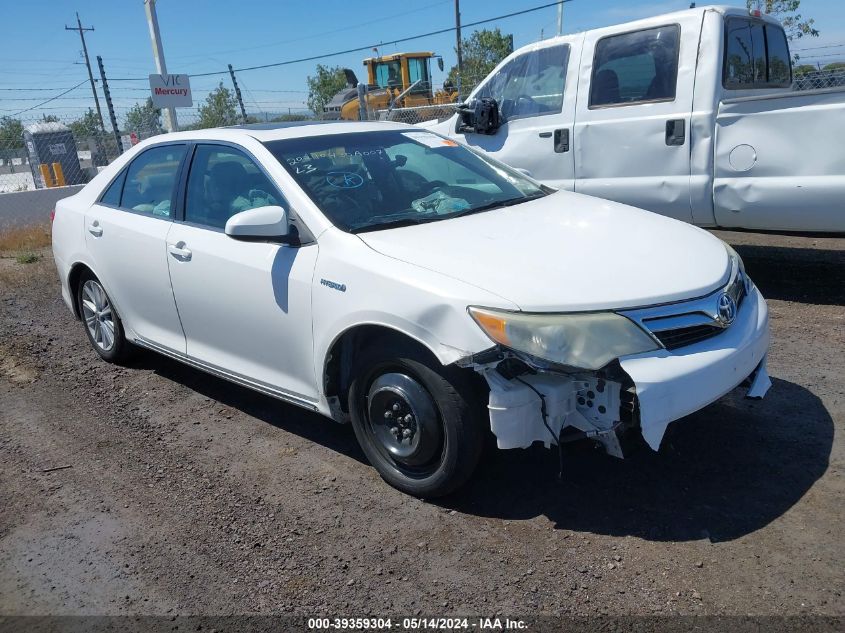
120 132 140 152
149 74 192 108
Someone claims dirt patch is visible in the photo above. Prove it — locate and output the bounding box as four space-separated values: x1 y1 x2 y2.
0 231 842 618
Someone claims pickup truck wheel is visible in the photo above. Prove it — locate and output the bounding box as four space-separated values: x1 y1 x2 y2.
76 272 130 363
348 343 483 498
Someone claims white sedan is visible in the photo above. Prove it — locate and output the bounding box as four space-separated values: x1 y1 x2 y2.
51 121 771 497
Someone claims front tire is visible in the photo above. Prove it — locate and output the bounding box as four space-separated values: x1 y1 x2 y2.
76 272 130 363
348 341 484 497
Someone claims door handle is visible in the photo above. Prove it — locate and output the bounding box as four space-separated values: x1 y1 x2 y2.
87 221 103 237
665 119 685 146
553 128 570 153
167 243 192 261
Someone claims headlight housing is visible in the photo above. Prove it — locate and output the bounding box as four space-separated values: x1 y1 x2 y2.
468 307 659 370
724 242 754 297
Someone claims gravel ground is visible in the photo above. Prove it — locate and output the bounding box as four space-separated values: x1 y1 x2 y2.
0 230 842 621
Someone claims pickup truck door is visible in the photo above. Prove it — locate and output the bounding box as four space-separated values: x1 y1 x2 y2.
453 41 578 190
573 15 701 222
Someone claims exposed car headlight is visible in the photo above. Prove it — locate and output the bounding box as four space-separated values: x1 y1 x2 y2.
724 242 755 296
468 307 660 370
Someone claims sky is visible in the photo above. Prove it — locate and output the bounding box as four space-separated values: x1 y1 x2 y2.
1 0 844 123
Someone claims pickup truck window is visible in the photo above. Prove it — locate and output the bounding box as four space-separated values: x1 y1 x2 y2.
724 19 792 89
476 44 569 121
765 25 791 85
589 24 680 108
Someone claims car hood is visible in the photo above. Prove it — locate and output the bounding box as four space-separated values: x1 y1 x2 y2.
357 191 730 312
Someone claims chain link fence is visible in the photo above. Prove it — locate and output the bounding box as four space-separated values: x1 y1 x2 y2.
2 112 176 195
375 103 461 124
2 66 842 227
794 68 845 91
0 109 318 228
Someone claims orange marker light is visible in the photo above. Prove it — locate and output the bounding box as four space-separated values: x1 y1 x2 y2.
470 309 510 346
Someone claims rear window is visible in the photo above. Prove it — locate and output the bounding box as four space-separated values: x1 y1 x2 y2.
724 18 792 89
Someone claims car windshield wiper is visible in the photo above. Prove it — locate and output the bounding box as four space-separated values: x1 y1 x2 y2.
448 193 546 219
349 215 443 234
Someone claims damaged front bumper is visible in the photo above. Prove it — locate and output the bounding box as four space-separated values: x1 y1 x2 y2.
477 286 771 455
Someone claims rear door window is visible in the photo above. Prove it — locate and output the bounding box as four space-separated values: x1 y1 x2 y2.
119 145 186 218
589 24 680 107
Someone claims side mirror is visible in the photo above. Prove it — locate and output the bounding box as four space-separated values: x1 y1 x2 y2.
437 57 444 72
456 97 500 135
225 205 289 241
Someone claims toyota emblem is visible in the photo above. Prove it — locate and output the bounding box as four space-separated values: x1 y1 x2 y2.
717 293 737 326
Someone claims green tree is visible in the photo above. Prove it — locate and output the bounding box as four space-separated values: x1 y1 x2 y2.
41 114 59 123
125 98 163 135
446 28 513 93
793 63 817 75
823 62 845 71
68 108 102 140
197 83 239 129
271 112 311 122
0 116 24 150
306 65 347 115
746 1 819 40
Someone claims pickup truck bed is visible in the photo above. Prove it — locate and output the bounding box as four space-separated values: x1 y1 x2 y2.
714 87 845 232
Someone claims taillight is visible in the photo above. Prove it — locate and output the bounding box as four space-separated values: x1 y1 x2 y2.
50 207 56 223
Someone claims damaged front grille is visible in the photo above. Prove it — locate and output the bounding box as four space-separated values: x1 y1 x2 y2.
652 323 723 350
621 268 749 352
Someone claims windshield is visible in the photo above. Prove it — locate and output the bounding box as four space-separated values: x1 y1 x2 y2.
264 130 547 233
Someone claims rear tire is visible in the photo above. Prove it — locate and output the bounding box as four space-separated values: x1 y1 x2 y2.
348 340 484 497
76 271 131 363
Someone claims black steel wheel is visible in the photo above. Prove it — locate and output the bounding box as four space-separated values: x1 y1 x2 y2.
348 339 484 497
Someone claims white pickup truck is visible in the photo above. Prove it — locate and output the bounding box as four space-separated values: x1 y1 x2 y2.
430 5 845 233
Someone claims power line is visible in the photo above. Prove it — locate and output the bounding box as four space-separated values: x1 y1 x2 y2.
798 53 845 60
108 0 574 80
7 80 89 117
164 0 453 62
793 42 844 52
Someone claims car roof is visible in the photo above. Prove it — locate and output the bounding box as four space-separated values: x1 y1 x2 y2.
141 120 413 146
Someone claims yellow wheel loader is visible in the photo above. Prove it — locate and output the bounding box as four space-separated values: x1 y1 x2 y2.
322 52 459 121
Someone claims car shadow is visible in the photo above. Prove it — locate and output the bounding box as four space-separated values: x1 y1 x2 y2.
444 377 833 542
731 243 845 306
129 345 832 543
126 349 367 465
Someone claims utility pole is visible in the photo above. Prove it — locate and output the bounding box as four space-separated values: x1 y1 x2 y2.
65 13 105 131
556 1 564 36
228 64 248 124
97 56 122 155
454 0 463 99
144 0 178 132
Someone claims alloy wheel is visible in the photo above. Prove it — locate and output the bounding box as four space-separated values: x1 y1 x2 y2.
81 279 116 352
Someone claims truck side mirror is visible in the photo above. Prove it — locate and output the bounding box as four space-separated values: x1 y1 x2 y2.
456 98 501 135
